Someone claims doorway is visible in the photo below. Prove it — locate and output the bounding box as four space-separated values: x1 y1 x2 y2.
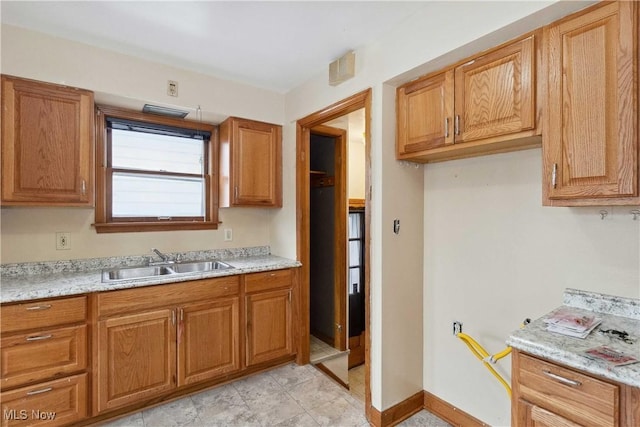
296 89 372 417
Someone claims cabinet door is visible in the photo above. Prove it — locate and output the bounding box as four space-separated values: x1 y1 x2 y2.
0 373 87 427
246 288 293 366
225 118 282 207
1 76 94 206
96 309 176 413
177 298 240 386
455 35 535 143
544 2 637 203
396 70 454 155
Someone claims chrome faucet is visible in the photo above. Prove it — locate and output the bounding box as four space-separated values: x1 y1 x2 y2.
150 248 172 264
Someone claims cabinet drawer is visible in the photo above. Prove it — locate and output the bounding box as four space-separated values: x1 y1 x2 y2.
0 296 87 334
1 325 87 390
518 354 619 426
97 276 240 318
0 373 87 427
245 269 292 294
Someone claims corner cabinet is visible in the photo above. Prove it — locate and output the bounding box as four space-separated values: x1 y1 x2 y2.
219 117 282 207
1 75 94 206
397 32 540 163
512 351 640 426
543 1 639 206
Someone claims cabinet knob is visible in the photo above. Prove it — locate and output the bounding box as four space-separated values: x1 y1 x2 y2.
444 117 450 138
81 179 86 195
454 115 461 136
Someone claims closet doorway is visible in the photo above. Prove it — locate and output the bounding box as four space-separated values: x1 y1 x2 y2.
296 89 371 414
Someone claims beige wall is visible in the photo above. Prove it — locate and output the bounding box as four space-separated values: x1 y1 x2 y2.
1 25 285 263
424 149 640 424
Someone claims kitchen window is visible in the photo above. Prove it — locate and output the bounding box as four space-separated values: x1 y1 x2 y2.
94 106 219 233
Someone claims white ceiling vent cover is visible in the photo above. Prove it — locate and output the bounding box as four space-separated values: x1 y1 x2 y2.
329 51 355 86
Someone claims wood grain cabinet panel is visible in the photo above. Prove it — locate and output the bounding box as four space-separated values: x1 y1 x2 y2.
397 71 454 155
178 298 240 386
246 288 293 366
0 373 87 427
1 75 94 206
0 296 87 334
396 33 539 163
543 1 638 205
220 117 282 207
510 350 639 427
1 325 87 390
97 309 176 413
455 35 535 143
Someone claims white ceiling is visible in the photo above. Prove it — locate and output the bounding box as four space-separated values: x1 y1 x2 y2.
1 1 428 93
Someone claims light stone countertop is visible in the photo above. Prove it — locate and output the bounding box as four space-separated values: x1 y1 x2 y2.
0 247 301 304
507 288 640 388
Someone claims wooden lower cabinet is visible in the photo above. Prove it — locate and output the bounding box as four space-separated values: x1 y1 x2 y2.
246 287 293 366
178 298 240 386
0 373 87 427
96 308 176 412
512 350 640 427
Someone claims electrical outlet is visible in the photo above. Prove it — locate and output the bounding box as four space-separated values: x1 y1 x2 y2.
167 80 178 97
56 232 71 250
224 229 233 241
453 321 463 336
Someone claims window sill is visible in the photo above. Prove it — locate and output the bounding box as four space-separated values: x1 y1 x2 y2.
93 221 220 233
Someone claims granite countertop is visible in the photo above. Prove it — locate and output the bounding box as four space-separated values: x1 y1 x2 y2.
507 288 640 388
0 246 301 304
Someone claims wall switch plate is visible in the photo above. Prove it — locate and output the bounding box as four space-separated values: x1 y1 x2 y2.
224 229 233 241
56 232 71 250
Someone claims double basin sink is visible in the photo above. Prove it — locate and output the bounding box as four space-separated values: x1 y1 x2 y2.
102 260 234 283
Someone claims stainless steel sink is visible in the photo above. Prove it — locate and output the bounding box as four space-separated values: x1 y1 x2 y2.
102 266 175 282
101 260 234 282
171 261 233 273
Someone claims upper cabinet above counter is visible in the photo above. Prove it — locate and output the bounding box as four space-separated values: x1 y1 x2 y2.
396 31 541 163
0 75 284 214
397 1 639 207
1 75 95 207
542 1 638 206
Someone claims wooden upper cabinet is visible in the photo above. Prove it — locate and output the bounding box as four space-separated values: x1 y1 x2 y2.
543 1 638 206
396 33 540 162
397 70 454 156
220 117 282 207
1 75 94 206
455 35 535 143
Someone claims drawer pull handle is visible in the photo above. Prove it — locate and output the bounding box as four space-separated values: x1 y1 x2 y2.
542 370 582 387
26 387 53 396
26 334 53 342
26 304 52 311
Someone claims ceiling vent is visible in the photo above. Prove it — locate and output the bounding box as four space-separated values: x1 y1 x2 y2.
329 51 355 86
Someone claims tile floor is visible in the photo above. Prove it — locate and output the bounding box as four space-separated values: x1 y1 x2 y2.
101 363 451 427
